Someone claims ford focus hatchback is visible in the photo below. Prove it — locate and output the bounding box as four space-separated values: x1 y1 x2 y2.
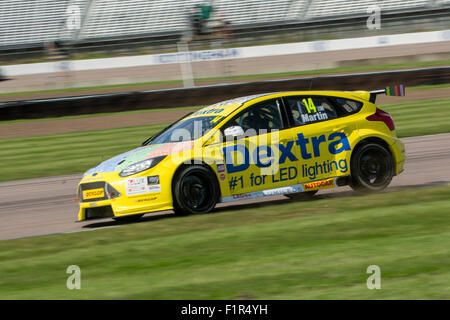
77 90 405 221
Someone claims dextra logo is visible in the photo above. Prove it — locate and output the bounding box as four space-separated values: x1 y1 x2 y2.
223 132 351 173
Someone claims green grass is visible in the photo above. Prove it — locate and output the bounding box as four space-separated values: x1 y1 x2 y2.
0 105 200 125
0 83 448 126
196 59 450 82
0 124 167 181
0 96 449 182
0 80 185 97
0 186 449 299
381 97 450 137
406 83 450 91
1 59 449 98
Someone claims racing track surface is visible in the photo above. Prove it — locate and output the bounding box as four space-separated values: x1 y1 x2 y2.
0 133 449 241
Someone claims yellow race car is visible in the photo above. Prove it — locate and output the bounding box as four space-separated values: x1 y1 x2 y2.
77 89 405 221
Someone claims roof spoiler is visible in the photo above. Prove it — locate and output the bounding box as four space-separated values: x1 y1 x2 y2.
369 84 406 103
369 89 386 103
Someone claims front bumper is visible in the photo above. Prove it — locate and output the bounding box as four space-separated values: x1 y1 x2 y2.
77 172 173 221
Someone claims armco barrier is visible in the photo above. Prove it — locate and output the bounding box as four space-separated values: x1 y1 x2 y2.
0 67 449 121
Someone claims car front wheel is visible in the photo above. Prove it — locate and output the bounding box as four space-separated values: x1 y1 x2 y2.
172 165 219 215
350 142 394 193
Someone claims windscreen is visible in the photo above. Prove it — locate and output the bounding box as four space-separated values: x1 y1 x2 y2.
147 116 224 145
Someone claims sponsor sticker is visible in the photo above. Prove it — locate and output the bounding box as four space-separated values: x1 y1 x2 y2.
263 185 303 196
134 197 157 203
83 175 105 182
147 175 160 185
126 177 161 196
219 173 226 181
147 185 162 193
221 184 305 203
303 178 335 191
232 193 252 200
216 163 225 173
82 188 104 200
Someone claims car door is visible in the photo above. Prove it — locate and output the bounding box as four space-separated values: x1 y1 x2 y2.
282 94 358 183
219 98 300 196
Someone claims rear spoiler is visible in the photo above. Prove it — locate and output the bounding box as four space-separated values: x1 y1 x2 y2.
369 84 406 103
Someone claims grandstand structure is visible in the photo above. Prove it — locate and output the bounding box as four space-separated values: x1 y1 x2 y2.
0 0 449 56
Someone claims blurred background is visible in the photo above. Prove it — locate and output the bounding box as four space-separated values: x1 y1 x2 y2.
0 0 449 98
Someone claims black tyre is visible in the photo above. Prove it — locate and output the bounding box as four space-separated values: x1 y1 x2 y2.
172 165 220 215
113 213 144 222
285 190 318 200
350 142 394 193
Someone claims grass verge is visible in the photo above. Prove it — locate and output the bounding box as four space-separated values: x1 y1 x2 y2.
1 59 449 98
380 97 450 137
0 83 448 126
0 186 449 299
0 105 200 125
0 124 167 181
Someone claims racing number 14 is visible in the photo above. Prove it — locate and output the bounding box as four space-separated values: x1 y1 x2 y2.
303 98 317 113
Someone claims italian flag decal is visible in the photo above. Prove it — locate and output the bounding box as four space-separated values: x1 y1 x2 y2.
385 84 406 96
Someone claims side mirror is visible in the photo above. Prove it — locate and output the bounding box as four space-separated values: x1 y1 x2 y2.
224 126 245 139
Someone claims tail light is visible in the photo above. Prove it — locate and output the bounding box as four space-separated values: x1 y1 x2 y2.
366 108 395 131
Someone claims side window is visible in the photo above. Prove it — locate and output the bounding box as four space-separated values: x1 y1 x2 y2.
332 98 363 115
285 96 337 127
223 99 283 136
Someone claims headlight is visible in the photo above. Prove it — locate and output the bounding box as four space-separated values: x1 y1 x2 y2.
119 156 166 177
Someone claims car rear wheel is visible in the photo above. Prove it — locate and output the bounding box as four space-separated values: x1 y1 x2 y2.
173 165 219 215
350 143 394 193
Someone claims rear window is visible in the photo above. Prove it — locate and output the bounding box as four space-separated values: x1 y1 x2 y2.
332 98 363 115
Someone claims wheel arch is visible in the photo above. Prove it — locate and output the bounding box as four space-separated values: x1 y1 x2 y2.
353 136 392 154
350 136 395 177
